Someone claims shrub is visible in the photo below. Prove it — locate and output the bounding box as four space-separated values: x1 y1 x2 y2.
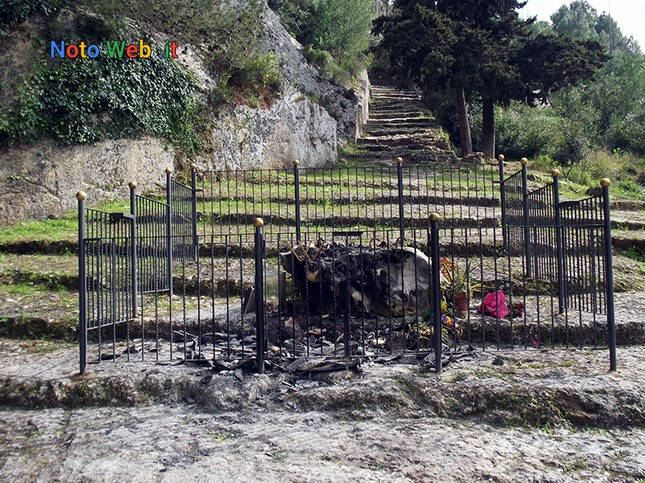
4 57 202 152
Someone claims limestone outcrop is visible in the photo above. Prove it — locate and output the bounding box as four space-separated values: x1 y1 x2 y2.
0 137 171 225
0 1 368 223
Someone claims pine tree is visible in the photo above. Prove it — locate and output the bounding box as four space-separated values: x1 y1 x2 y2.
374 0 607 159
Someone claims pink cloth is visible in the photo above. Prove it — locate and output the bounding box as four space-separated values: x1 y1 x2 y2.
477 291 510 318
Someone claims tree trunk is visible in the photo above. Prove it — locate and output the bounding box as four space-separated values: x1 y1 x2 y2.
454 86 472 157
482 98 495 159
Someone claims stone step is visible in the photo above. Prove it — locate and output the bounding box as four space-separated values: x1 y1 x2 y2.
370 103 423 112
366 119 434 129
2 227 642 256
364 127 432 137
352 150 460 164
369 111 427 120
358 133 438 143
357 136 452 151
370 94 420 102
611 200 645 212
358 142 439 152
370 89 418 98
370 100 422 108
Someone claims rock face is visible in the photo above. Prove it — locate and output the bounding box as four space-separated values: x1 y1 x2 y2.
0 138 171 225
0 2 368 223
261 6 367 142
209 89 337 170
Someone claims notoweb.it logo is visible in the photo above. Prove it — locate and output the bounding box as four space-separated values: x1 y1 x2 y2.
50 40 179 59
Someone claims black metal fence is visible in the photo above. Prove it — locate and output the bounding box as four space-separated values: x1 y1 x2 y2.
77 157 617 374
500 159 616 369
197 159 500 242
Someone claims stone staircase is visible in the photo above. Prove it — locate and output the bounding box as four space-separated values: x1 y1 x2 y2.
356 85 458 164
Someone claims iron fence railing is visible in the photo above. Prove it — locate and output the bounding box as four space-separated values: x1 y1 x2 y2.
198 160 500 243
77 158 618 374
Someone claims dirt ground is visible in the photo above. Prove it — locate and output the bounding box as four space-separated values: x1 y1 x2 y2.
1 339 644 482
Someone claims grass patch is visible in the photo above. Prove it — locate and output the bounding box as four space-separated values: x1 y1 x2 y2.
529 150 645 201
17 339 76 353
0 200 129 245
619 246 645 275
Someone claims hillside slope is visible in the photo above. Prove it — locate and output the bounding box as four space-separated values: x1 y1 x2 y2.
0 0 368 223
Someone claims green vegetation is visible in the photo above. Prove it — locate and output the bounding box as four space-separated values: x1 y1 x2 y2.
490 1 645 197
0 200 129 244
372 1 644 199
0 0 281 154
373 0 607 158
4 57 202 151
269 0 373 84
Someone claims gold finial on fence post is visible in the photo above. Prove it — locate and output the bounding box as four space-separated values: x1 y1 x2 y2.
76 191 88 201
521 157 528 165
498 154 505 162
293 159 300 166
253 217 264 228
128 181 137 190
430 213 441 222
552 169 560 178
396 156 403 164
165 167 173 175
601 178 611 187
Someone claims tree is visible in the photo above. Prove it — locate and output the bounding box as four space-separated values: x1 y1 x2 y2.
374 0 607 159
271 0 374 69
551 1 598 40
516 34 608 105
374 0 529 157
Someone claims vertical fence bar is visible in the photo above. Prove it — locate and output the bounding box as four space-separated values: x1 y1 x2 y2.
293 160 302 242
165 168 174 297
498 155 508 251
77 191 88 375
254 217 266 374
601 178 617 371
521 158 532 277
552 169 565 313
190 164 198 260
129 181 138 317
430 213 442 375
396 157 405 244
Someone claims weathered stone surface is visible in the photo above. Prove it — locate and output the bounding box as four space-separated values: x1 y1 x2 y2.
260 5 365 141
355 69 370 139
0 137 172 224
207 88 337 170
0 1 369 223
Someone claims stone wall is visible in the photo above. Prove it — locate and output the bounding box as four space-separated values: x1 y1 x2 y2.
0 138 172 224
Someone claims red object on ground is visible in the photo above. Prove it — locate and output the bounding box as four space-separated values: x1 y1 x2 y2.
477 291 510 318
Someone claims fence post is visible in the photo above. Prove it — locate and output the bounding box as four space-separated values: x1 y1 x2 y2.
165 167 174 297
521 158 532 278
293 160 302 242
430 213 442 375
77 191 88 375
601 178 617 371
190 163 199 260
498 155 508 251
254 217 266 374
396 156 405 245
129 181 138 317
552 169 565 313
